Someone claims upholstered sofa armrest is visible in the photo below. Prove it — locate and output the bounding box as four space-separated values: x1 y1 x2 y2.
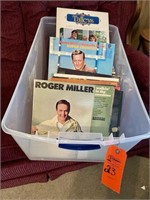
124 44 149 113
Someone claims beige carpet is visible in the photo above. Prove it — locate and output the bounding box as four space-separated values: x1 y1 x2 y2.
1 156 149 199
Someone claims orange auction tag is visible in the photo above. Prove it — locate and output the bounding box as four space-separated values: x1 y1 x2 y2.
101 145 127 193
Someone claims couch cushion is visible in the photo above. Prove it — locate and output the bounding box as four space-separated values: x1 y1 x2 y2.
127 139 149 158
1 27 28 163
1 172 48 189
1 1 28 163
1 135 26 163
1 158 96 188
1 1 27 61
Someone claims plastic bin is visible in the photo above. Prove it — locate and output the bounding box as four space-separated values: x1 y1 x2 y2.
2 17 150 162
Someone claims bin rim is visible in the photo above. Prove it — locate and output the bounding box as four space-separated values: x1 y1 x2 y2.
1 116 150 147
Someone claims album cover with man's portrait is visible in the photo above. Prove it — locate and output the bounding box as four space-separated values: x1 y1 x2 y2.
31 79 115 139
48 37 115 79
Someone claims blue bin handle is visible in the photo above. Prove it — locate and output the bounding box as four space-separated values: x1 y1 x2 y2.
58 143 101 151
